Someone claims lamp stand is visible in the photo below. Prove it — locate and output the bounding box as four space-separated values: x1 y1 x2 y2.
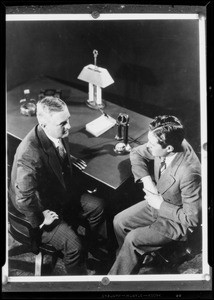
86 83 106 109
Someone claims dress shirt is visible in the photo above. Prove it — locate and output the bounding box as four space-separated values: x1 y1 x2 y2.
45 132 66 152
139 152 177 183
163 152 177 170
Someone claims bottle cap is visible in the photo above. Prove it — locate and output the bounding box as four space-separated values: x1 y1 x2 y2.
24 89 30 95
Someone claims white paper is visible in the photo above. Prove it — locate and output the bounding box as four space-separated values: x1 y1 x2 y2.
86 114 116 137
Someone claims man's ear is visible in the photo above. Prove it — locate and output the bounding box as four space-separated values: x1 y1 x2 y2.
38 114 49 129
166 145 174 153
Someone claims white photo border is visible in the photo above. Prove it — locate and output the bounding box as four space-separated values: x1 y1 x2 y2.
3 11 210 288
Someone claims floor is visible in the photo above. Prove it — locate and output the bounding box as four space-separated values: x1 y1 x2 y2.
7 232 202 277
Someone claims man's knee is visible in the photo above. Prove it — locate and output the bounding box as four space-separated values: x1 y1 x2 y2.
81 193 104 214
50 222 83 252
123 230 138 247
113 211 125 232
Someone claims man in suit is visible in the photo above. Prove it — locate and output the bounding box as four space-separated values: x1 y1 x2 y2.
9 96 107 275
108 115 201 275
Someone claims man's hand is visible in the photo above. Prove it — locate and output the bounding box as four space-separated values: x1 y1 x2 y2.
40 210 59 228
143 188 164 210
140 175 158 195
70 155 87 170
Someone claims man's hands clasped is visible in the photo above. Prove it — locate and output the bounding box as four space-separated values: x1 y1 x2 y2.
143 188 164 210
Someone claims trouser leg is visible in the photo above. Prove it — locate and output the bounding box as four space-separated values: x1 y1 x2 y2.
113 200 155 249
80 193 107 245
108 226 172 275
42 221 87 275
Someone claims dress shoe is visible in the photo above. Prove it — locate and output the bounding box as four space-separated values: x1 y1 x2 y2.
87 269 96 275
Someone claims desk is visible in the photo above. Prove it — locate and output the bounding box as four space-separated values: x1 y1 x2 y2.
7 76 152 190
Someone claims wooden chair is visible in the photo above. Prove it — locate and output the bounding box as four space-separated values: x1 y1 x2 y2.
8 201 63 276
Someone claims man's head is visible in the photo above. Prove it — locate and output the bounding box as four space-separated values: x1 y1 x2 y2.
37 96 71 139
147 115 184 157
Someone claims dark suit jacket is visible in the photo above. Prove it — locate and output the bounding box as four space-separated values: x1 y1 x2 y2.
130 139 201 240
9 124 76 229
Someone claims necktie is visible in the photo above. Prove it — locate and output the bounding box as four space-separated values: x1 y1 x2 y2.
159 157 166 178
57 139 66 160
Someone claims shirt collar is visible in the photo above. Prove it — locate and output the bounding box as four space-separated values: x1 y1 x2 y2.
45 131 61 148
165 152 177 167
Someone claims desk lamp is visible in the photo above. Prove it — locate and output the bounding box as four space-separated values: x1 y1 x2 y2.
77 50 114 109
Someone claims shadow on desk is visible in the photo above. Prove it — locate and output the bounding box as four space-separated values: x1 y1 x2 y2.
77 127 118 141
80 144 122 159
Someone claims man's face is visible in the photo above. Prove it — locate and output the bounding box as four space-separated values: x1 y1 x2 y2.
44 107 71 139
147 131 168 157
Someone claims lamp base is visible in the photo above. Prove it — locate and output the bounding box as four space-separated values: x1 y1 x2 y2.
86 99 105 110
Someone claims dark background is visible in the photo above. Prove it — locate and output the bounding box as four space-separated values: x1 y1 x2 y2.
6 17 201 154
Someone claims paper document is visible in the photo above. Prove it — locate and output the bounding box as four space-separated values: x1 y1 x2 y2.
86 114 116 137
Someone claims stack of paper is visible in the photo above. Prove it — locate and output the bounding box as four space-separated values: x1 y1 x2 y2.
86 114 116 137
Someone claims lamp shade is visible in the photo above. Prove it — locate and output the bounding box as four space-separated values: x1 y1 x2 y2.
78 64 114 88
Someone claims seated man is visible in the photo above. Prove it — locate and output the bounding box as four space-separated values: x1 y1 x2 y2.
9 96 108 275
108 115 201 275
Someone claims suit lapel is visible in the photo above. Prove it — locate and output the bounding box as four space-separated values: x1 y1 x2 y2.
62 138 71 163
62 137 73 174
36 125 66 189
157 171 176 194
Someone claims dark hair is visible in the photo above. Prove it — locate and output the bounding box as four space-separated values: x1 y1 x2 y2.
149 115 184 151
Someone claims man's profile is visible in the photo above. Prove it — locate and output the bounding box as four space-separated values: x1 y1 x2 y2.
108 115 201 275
8 96 108 275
